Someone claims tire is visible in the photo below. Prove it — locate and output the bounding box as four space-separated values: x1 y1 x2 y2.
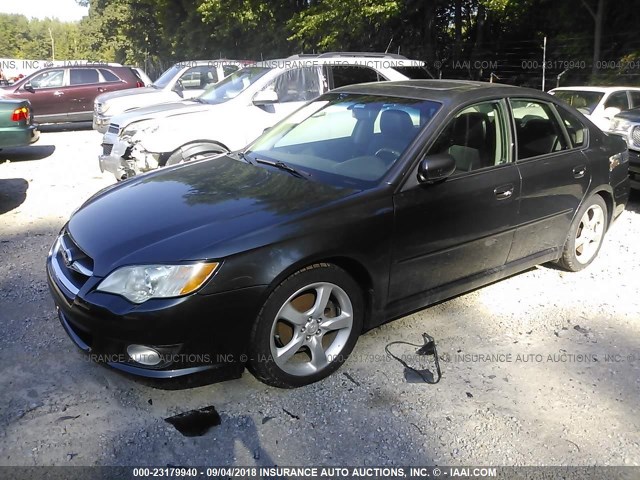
248 263 364 388
558 195 608 272
165 142 228 166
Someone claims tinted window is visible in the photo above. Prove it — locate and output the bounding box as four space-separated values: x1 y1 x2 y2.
99 69 120 82
330 66 383 88
428 101 509 173
70 69 99 85
29 69 64 88
265 67 321 103
630 91 640 108
223 65 239 77
511 99 568 160
179 66 218 90
556 107 588 148
552 90 603 115
604 91 629 111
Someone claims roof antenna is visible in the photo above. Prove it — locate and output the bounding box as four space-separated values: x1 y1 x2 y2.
385 36 394 54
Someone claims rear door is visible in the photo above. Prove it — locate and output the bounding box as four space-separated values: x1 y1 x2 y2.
67 68 102 119
507 98 591 262
390 99 520 303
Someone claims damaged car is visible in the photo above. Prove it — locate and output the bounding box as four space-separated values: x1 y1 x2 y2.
98 53 431 181
49 80 629 388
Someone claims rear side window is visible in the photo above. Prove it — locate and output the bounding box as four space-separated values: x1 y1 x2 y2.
556 107 588 148
265 67 321 102
604 91 629 111
510 99 568 160
70 69 99 85
99 69 120 82
329 66 384 88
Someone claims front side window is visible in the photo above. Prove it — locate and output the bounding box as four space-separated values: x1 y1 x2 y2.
29 69 64 88
510 99 568 160
245 93 440 188
153 65 181 89
427 101 509 173
263 67 321 103
199 66 271 104
179 66 218 90
70 69 99 85
329 66 384 88
629 91 640 108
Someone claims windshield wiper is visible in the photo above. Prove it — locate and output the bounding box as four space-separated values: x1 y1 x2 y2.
255 158 308 179
231 151 256 165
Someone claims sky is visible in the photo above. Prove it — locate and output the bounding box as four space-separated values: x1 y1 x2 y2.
0 0 89 22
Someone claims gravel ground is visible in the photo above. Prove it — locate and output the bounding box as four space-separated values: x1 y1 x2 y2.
0 125 639 467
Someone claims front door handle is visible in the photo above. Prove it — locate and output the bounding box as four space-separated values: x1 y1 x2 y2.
98 87 106 93
494 184 514 200
53 91 64 96
573 165 587 178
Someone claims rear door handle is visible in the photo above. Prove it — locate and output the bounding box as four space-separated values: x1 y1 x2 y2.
53 91 64 96
494 184 514 200
573 165 587 178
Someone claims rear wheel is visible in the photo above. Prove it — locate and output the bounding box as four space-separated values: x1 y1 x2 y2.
248 263 363 388
558 195 607 272
165 142 228 166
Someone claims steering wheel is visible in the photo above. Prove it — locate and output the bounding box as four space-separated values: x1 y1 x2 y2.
375 148 401 164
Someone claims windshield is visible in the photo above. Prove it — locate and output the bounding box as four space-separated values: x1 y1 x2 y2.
552 90 604 115
153 65 181 89
198 66 272 104
245 93 441 189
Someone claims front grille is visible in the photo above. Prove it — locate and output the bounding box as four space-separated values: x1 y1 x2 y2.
108 124 120 135
51 233 93 297
102 143 113 155
631 126 640 148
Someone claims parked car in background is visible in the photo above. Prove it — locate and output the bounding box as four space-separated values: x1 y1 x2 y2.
609 107 640 189
130 67 153 86
49 80 629 387
99 53 431 180
0 65 144 124
550 86 640 131
93 60 253 133
0 99 39 149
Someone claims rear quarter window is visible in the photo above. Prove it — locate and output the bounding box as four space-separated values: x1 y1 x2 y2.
99 69 120 82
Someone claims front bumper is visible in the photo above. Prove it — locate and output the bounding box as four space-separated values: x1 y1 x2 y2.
98 138 130 179
47 239 266 381
93 114 111 134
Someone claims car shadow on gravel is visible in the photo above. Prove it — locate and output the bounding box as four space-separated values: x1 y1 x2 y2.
0 145 55 162
39 122 93 133
0 178 28 214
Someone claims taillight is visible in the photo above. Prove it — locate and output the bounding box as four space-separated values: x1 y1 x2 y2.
12 106 29 122
136 81 144 88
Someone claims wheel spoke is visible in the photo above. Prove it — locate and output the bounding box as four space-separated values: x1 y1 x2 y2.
275 333 305 364
310 284 333 317
321 312 351 332
308 337 329 370
279 303 308 326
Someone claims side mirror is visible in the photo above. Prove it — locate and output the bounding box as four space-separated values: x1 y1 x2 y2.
172 79 184 97
252 89 278 106
23 82 35 92
417 153 456 184
603 106 621 119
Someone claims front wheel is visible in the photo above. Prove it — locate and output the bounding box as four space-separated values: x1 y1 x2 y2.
248 263 364 388
558 195 608 272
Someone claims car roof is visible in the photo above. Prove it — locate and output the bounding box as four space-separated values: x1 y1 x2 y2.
550 86 640 93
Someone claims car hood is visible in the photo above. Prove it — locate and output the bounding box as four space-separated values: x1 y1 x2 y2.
68 156 357 276
97 87 161 103
613 108 640 122
109 100 210 128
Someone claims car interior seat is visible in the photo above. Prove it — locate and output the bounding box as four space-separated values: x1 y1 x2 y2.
448 112 490 172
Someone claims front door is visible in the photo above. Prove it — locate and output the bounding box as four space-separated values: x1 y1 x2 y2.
390 99 520 304
18 69 66 120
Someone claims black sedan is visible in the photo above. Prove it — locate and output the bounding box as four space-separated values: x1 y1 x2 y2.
47 80 630 388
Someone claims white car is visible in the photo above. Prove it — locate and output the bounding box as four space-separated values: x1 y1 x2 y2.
93 60 253 133
99 53 430 180
549 86 640 131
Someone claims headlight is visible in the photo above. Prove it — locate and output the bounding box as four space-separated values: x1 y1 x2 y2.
95 102 108 114
97 262 219 303
121 120 159 141
609 118 632 134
